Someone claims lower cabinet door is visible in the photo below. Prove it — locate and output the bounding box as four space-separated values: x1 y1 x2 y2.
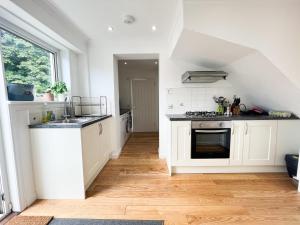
230 121 245 165
171 121 191 163
82 123 101 187
243 121 277 165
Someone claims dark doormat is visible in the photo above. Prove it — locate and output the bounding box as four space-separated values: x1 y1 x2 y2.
49 218 164 225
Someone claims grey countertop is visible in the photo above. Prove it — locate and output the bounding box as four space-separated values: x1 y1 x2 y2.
120 108 131 115
166 114 299 121
29 115 112 129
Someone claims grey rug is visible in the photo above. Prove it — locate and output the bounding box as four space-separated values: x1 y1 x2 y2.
49 218 164 225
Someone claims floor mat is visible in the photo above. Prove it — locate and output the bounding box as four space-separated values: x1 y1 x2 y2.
49 218 163 225
5 216 53 225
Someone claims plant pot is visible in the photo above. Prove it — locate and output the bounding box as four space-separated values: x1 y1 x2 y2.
56 93 66 102
43 92 54 101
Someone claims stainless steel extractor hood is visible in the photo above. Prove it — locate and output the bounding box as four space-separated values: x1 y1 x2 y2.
182 71 228 83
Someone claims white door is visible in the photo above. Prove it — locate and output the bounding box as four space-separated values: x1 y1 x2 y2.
131 79 158 132
0 124 10 220
243 121 277 165
230 121 245 165
171 121 191 163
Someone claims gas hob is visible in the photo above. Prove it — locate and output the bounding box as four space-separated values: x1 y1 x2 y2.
185 111 220 118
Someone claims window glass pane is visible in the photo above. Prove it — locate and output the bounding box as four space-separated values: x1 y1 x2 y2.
0 29 55 94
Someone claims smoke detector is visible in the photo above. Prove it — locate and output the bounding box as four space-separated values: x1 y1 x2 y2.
123 15 135 24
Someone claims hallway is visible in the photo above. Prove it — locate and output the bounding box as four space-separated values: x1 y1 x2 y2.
22 133 300 225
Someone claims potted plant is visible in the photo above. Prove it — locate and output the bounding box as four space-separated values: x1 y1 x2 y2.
43 88 54 101
50 81 68 101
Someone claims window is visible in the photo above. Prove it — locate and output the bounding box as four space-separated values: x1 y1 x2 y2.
0 28 57 95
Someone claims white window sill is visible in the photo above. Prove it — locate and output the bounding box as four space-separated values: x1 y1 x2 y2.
7 101 64 105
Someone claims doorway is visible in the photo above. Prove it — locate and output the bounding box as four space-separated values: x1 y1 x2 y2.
118 59 159 133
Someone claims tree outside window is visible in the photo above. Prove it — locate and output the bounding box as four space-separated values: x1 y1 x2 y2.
0 29 56 94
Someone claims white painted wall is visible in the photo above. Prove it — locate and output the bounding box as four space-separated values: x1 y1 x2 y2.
184 0 300 115
223 52 300 116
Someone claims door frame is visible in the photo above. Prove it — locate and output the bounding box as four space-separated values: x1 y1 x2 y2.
130 78 158 132
0 122 11 220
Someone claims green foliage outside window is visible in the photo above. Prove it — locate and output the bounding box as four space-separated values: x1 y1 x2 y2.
0 29 54 94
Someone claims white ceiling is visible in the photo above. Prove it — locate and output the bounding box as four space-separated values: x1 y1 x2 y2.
118 60 159 74
48 0 178 43
171 29 255 68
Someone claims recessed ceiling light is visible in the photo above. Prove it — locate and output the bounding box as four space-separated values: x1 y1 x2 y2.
124 62 127 65
108 26 113 31
152 25 157 31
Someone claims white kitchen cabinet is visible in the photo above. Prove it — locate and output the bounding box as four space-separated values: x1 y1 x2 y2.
171 121 191 163
82 118 112 188
30 118 112 199
230 121 245 165
275 120 300 165
243 120 277 165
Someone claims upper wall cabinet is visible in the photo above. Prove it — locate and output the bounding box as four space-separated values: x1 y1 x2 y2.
243 121 277 166
275 120 300 166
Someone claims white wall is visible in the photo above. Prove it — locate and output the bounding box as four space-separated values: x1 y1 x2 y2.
223 52 300 116
183 0 300 92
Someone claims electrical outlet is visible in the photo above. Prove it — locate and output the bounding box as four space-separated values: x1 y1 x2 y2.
29 112 42 125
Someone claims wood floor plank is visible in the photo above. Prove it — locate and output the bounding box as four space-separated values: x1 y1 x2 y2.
21 132 300 225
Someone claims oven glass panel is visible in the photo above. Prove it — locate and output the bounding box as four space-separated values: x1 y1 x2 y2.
191 128 231 159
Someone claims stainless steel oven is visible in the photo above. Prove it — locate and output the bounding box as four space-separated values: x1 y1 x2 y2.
191 121 231 159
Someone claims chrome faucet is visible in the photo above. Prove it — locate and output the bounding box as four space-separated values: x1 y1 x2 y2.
63 96 71 122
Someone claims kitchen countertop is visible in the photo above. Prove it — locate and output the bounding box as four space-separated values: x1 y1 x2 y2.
166 114 299 121
120 109 131 115
29 115 112 128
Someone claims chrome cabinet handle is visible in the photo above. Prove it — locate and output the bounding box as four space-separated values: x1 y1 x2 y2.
195 130 228 133
98 123 103 135
245 123 248 135
232 127 235 135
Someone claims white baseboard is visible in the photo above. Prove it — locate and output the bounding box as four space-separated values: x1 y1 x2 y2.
158 150 166 159
172 166 287 174
110 149 122 159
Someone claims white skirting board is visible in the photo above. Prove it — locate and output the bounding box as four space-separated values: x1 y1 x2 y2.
172 166 287 174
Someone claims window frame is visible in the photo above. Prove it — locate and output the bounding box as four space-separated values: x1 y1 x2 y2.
0 19 61 90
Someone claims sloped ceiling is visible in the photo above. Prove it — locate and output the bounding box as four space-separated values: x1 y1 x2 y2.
170 1 300 116
171 29 255 68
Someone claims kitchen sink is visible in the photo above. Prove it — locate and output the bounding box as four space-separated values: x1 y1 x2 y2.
47 117 93 124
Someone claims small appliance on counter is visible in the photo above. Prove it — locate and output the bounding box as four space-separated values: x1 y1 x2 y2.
7 83 34 101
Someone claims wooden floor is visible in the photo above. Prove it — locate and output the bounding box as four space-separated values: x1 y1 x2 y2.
22 132 300 225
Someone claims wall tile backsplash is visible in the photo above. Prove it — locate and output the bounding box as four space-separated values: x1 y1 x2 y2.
166 87 239 114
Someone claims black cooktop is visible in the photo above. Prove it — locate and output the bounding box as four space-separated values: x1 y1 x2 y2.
185 111 219 117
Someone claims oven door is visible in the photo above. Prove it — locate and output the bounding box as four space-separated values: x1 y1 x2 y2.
191 128 231 159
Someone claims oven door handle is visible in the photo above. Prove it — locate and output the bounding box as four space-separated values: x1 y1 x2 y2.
195 129 228 133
